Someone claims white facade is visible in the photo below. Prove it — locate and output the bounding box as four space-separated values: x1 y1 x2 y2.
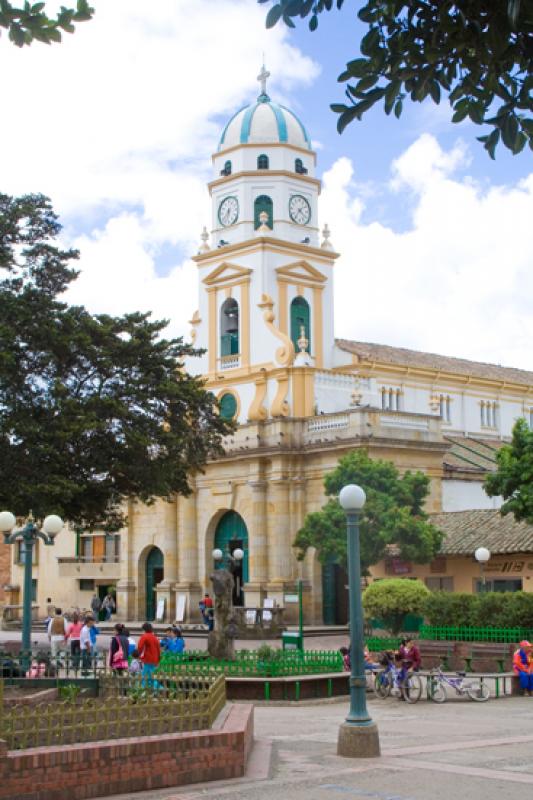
442 480 503 512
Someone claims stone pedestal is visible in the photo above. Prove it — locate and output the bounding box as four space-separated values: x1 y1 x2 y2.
174 582 203 623
243 582 266 611
337 722 381 758
115 580 136 621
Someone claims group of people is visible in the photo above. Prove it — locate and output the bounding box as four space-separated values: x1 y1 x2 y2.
340 637 421 700
47 608 100 672
108 622 185 683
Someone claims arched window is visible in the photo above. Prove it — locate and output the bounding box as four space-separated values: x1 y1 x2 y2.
254 195 273 229
295 158 307 174
290 296 311 354
257 154 269 170
220 297 239 356
220 160 232 176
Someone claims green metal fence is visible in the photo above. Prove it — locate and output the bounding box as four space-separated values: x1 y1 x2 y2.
419 625 533 643
365 638 402 653
159 649 344 677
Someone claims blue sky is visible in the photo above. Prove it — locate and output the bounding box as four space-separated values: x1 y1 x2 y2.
1 0 532 368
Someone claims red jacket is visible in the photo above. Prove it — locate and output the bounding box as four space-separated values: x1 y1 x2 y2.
138 632 161 665
399 644 421 670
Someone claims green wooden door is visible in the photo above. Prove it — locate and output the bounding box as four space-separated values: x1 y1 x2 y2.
322 557 348 625
214 511 249 583
145 547 164 621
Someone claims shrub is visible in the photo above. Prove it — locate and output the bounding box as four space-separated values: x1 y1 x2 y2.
423 592 477 627
423 591 533 629
363 579 430 635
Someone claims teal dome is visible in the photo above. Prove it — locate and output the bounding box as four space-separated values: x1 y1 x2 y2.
218 91 312 152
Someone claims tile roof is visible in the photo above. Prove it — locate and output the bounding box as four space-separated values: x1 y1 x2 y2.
443 437 502 473
430 509 533 555
336 339 533 387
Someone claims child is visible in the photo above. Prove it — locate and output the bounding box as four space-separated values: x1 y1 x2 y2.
129 649 142 675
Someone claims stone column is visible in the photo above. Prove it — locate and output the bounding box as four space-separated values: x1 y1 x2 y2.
244 479 268 609
174 491 203 622
155 498 178 622
115 499 137 621
265 478 294 608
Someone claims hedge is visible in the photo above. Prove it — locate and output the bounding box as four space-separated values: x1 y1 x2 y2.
423 591 533 629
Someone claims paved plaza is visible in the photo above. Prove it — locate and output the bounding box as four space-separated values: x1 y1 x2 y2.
98 688 533 800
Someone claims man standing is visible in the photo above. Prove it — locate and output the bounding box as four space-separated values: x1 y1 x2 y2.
47 608 67 658
137 622 161 688
90 594 101 620
80 617 95 675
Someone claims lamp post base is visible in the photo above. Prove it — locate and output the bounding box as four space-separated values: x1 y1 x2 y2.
337 721 381 758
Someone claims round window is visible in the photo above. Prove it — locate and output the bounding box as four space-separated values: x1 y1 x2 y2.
219 392 237 420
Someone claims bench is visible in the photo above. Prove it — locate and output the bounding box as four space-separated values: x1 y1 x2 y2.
463 646 510 674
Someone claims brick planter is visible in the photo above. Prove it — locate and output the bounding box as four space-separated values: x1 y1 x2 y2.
0 703 253 800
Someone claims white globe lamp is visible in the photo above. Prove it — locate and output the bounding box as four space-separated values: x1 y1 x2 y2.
475 547 491 563
339 484 366 511
212 548 223 561
42 514 64 538
232 548 244 561
0 511 16 534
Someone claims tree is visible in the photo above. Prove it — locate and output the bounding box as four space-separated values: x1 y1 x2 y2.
293 450 444 574
484 417 533 522
0 192 233 530
362 578 429 635
260 1 533 158
0 1 93 47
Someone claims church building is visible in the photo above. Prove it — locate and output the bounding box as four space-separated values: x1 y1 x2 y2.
8 69 533 624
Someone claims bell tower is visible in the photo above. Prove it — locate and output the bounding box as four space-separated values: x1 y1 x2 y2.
187 68 339 423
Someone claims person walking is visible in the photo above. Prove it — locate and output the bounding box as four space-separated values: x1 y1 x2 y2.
102 593 115 621
80 617 95 675
90 594 101 619
66 612 83 671
137 622 161 688
513 640 533 696
47 608 68 659
109 623 129 674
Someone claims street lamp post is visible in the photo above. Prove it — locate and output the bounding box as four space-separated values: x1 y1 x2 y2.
213 545 244 604
0 511 63 660
337 485 380 758
475 547 491 593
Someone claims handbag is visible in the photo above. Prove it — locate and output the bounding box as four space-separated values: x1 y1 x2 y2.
111 637 128 669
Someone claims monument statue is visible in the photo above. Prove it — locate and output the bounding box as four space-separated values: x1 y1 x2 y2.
208 568 238 660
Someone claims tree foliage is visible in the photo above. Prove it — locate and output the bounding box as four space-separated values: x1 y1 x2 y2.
0 192 233 530
424 589 533 628
0 1 93 47
484 417 533 522
362 578 429 634
293 450 444 574
260 0 533 157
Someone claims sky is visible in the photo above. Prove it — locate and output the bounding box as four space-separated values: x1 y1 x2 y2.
2 0 532 370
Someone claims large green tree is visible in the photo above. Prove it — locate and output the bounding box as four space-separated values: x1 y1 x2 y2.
260 0 533 157
293 450 444 573
484 417 533 522
0 192 232 530
0 1 93 46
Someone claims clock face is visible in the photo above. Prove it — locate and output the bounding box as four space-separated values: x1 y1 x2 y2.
218 196 239 227
289 194 311 225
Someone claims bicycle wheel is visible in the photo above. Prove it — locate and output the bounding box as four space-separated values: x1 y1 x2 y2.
428 678 447 703
374 671 391 698
465 681 490 702
402 673 422 704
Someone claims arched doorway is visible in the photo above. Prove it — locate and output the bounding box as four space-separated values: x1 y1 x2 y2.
322 557 348 625
145 546 164 621
213 511 249 606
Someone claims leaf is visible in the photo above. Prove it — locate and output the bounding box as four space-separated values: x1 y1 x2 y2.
501 113 519 149
265 4 283 28
344 58 368 78
512 131 527 154
452 106 470 123
360 27 380 56
337 106 363 133
309 14 318 31
355 74 378 92
330 103 348 113
394 99 403 119
429 81 441 104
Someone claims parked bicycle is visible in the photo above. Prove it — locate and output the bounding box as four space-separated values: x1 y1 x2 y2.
428 665 490 703
373 653 422 703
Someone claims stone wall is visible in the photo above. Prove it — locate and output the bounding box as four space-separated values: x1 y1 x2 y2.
0 703 253 800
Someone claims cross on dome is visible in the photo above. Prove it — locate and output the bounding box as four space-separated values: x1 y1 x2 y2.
257 63 270 101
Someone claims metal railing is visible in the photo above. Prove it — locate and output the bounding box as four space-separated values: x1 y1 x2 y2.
57 556 120 563
419 625 533 643
159 649 344 677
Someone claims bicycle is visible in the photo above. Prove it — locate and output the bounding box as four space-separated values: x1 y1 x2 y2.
428 665 490 703
373 655 422 703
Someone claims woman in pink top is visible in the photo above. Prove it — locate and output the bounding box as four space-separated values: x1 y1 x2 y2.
67 612 83 671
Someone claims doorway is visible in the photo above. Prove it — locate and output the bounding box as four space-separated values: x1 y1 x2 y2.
213 511 249 606
145 547 164 621
322 558 348 625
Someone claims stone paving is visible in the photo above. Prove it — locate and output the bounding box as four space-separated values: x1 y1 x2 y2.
100 691 533 800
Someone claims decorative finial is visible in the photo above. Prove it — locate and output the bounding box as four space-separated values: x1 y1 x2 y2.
257 63 270 101
297 325 309 354
321 223 333 250
199 226 210 253
257 210 270 234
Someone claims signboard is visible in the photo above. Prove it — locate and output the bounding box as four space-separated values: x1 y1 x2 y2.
284 594 299 604
155 598 165 622
175 594 186 623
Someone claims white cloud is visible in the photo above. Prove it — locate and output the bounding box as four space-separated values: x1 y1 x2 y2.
1 0 318 336
321 135 533 370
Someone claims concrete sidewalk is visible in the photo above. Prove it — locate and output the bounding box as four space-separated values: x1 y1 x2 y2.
102 693 533 800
